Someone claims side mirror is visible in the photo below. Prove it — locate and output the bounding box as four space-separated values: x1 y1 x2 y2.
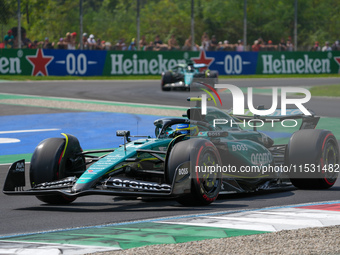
116 130 131 150
116 130 130 137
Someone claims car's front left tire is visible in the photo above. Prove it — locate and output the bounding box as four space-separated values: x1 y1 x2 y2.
167 138 222 206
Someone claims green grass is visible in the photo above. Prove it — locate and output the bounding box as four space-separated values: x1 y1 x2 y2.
309 84 340 97
0 74 340 81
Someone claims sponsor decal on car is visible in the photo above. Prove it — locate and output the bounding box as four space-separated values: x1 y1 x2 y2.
178 167 189 175
251 152 272 165
232 144 248 151
108 178 171 191
14 162 25 172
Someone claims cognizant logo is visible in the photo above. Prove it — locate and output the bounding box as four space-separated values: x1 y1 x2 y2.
200 84 312 116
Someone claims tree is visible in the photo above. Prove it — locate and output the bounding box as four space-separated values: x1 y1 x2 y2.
0 0 14 25
2 0 340 50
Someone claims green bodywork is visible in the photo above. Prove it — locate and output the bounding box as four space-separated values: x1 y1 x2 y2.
73 106 274 191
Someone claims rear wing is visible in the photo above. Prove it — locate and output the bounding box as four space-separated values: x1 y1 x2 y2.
229 108 320 131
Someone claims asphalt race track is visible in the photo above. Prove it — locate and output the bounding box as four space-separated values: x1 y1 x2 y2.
1 78 340 116
0 78 340 237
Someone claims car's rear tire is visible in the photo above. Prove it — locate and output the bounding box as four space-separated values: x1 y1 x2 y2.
286 129 339 189
167 138 222 206
206 70 218 87
161 71 172 91
207 70 218 78
30 137 85 204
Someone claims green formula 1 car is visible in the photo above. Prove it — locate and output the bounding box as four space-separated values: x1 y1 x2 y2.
3 100 339 206
161 62 218 91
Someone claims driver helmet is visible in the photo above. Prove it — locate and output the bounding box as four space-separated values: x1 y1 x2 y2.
165 127 175 136
187 61 194 71
175 123 199 136
187 64 194 72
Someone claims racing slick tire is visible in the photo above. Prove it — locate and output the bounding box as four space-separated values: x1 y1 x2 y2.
206 70 218 87
161 71 172 91
30 137 85 204
286 129 339 189
167 138 222 206
207 70 218 79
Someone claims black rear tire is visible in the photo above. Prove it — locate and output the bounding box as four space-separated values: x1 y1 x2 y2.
206 70 218 87
286 129 339 189
208 70 218 79
167 138 222 206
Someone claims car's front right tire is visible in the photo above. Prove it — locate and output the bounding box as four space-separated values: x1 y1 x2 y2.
161 71 172 91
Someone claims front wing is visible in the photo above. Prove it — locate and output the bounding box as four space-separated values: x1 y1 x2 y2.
163 81 190 89
3 160 191 198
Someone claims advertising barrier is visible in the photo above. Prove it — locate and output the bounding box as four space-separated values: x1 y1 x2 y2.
257 51 340 75
1 49 340 76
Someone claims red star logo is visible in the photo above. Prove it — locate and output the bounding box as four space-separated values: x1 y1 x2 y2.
334 57 340 73
26 49 54 76
191 51 214 71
